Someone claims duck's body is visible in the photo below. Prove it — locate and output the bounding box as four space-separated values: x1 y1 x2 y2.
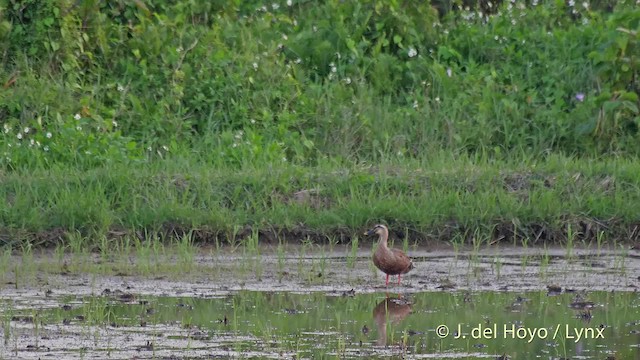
366 224 414 286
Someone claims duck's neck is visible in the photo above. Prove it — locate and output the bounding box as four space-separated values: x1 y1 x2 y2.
377 228 389 248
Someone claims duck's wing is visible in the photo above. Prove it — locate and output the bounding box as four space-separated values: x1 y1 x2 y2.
390 248 414 274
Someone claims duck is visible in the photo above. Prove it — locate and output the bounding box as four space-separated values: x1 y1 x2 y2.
365 224 414 286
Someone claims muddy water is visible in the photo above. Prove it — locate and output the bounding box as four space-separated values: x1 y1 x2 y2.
1 246 640 359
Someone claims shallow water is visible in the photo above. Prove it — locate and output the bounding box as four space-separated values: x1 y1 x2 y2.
1 245 640 358
2 289 639 359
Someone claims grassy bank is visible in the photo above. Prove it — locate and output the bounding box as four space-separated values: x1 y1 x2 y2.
1 153 639 248
1 1 639 248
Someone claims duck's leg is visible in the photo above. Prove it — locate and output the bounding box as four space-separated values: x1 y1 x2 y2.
385 274 389 286
397 274 402 285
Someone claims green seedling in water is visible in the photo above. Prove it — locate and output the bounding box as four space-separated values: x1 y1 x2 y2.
539 247 551 279
276 241 286 281
614 246 628 273
347 236 358 269
596 230 605 257
520 253 531 277
0 247 11 282
493 256 502 280
176 232 196 273
565 224 575 261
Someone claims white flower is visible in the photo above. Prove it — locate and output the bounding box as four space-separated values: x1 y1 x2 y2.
295 58 302 64
435 97 441 102
282 34 288 40
293 19 297 26
44 146 49 152
343 77 352 85
23 127 29 133
162 145 169 152
147 146 152 151
16 133 22 140
568 0 575 6
446 68 452 77
46 132 52 138
250 119 256 124
3 124 10 133
582 1 589 8
312 25 318 33
413 100 419 109
282 157 287 162
287 0 292 5
253 62 259 71
85 150 91 155
112 120 118 127
74 113 81 120
408 47 418 58
76 125 82 131
176 47 183 53
117 84 124 92
232 143 238 148
511 19 516 25
29 139 34 147
272 3 279 10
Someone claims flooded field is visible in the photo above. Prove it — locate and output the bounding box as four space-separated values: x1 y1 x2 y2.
1 245 639 359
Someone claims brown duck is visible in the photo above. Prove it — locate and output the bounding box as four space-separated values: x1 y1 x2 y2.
365 224 414 286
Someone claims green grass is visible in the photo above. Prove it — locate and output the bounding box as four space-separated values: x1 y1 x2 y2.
0 1 638 250
0 153 639 248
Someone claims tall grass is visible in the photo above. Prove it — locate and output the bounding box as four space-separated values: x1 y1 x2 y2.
0 1 638 248
0 154 637 247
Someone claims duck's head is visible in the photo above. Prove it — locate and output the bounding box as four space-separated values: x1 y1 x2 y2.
364 224 388 236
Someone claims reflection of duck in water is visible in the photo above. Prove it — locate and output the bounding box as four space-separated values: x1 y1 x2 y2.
365 224 414 286
373 297 412 346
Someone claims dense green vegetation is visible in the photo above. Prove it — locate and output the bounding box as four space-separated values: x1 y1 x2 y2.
0 0 639 246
